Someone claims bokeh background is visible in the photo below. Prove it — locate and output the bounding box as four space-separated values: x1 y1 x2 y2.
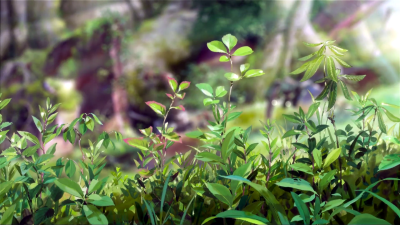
1 0 399 171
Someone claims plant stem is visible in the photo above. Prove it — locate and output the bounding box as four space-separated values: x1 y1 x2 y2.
367 109 378 149
160 96 176 169
265 136 272 187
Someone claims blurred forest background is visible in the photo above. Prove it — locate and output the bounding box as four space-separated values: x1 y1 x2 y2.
1 0 399 170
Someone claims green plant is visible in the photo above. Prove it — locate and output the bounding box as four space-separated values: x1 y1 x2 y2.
1 34 399 225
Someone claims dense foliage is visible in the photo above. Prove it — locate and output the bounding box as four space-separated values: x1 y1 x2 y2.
1 34 399 225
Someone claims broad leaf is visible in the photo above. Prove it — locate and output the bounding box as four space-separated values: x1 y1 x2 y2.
83 205 108 225
54 178 84 198
207 40 227 53
324 147 341 168
232 46 253 56
348 214 390 225
207 183 232 207
224 72 241 81
145 101 166 116
244 69 265 78
378 154 400 171
222 34 237 52
196 83 214 97
275 178 316 194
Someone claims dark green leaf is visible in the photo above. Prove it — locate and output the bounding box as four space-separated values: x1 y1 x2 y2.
291 192 310 225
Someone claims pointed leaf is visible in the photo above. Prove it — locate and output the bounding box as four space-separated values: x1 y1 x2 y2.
232 46 253 56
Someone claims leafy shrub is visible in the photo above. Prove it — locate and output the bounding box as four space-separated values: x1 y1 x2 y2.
0 35 399 225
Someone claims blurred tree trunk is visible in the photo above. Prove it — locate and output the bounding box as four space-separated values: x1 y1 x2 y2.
110 24 129 134
260 0 314 117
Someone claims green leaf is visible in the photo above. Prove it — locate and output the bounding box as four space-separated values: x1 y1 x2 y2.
178 81 190 92
54 178 84 198
221 175 289 224
275 178 316 194
88 194 114 206
207 183 232 207
202 210 269 225
298 51 319 61
195 152 225 164
230 162 252 194
219 55 230 62
381 102 400 109
167 77 178 92
221 130 235 161
326 56 338 82
145 101 166 116
232 46 253 56
377 110 386 134
331 55 351 68
339 80 352 100
196 83 214 97
240 63 250 74
124 138 149 151
23 145 39 156
160 171 172 220
343 178 400 208
306 102 320 119
303 42 323 47
327 82 337 111
0 203 16 225
283 114 301 123
215 86 227 97
207 40 227 53
360 190 400 218
0 98 11 110
224 72 241 81
301 56 323 82
32 116 43 132
88 179 102 194
348 214 391 225
34 206 54 225
83 205 108 225
244 69 265 78
36 154 54 165
322 199 346 212
180 196 195 225
0 130 8 145
341 75 366 82
282 130 304 139
315 81 331 101
65 160 76 178
381 107 400 122
290 163 313 175
313 149 322 169
17 131 40 145
47 113 58 124
291 61 310 75
222 34 237 52
324 147 341 168
227 112 242 121
291 192 310 225
379 154 400 171
318 169 337 193
330 45 348 53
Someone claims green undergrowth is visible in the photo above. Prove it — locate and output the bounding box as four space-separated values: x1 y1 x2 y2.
1 34 399 225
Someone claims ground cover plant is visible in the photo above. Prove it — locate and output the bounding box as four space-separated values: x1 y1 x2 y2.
1 34 400 225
